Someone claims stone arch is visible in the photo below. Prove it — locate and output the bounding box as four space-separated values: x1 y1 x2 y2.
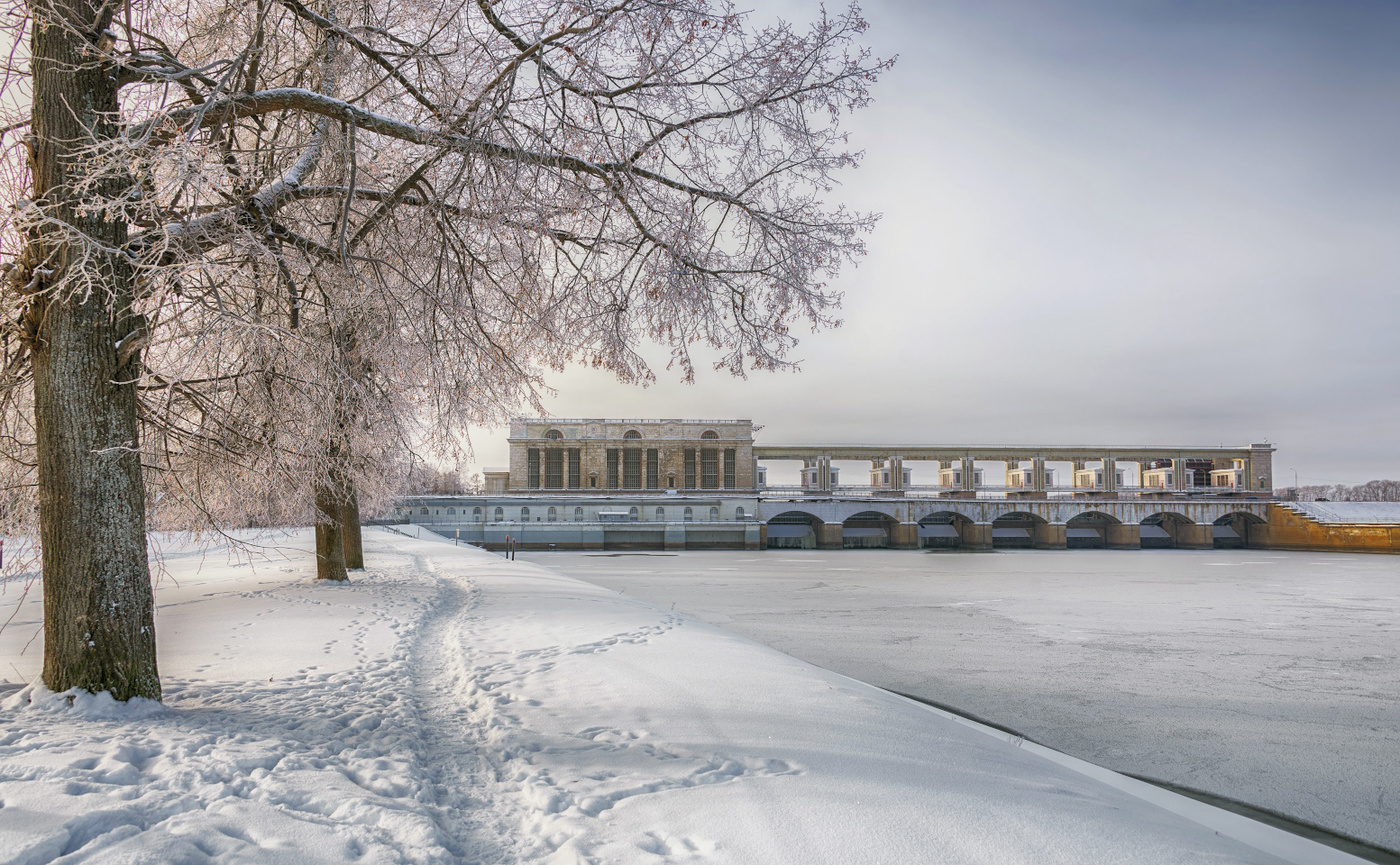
918 511 972 549
544 429 564 440
991 511 1046 549
843 510 896 549
1213 511 1266 549
1066 511 1120 549
1141 511 1196 549
700 430 719 440
766 510 821 549
623 429 643 440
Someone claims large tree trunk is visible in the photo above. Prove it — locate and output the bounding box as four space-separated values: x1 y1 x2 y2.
341 477 364 569
315 478 349 581
29 0 160 700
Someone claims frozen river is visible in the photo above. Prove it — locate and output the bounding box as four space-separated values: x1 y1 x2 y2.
519 548 1400 852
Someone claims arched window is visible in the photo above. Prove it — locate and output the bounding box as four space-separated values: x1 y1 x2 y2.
493 507 503 521
684 507 693 522
446 507 455 515
628 506 639 522
545 429 564 440
420 507 429 515
574 506 584 522
473 507 482 522
709 506 719 521
655 507 665 521
547 507 557 522
735 506 745 521
624 429 642 439
520 507 530 521
700 430 719 440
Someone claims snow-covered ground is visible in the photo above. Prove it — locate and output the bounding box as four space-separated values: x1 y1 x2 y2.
0 530 1370 863
524 548 1400 853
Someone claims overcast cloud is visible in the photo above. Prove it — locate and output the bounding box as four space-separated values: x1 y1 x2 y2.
467 0 1400 486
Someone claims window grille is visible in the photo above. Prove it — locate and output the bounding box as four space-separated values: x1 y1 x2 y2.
545 448 563 488
701 449 719 489
606 449 620 488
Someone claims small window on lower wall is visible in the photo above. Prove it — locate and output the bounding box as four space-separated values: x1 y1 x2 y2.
684 507 693 522
473 507 482 522
574 506 584 521
547 507 557 522
494 507 503 521
735 507 745 520
655 507 665 521
520 507 530 521
709 506 719 521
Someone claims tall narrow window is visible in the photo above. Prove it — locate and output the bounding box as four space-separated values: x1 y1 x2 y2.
701 448 719 489
606 449 620 488
723 449 736 489
655 507 665 521
709 506 719 521
567 449 581 488
574 506 584 521
527 448 541 488
545 448 563 488
684 449 697 488
623 448 642 489
646 448 659 489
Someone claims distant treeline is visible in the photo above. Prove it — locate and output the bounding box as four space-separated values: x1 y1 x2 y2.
1282 480 1400 501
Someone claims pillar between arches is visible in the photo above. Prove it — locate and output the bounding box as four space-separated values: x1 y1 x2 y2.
891 522 919 549
1034 523 1067 549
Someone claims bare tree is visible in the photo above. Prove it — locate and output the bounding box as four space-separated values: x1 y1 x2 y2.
0 0 890 698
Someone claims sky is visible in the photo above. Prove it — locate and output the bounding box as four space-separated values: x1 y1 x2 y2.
465 0 1400 486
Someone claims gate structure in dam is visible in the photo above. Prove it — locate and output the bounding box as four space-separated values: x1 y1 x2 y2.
756 498 1272 550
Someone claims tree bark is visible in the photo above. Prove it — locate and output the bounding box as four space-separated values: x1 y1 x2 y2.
315 479 349 581
341 476 363 569
29 0 160 700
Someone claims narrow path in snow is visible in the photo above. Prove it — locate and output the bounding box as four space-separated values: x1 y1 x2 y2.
401 548 518 863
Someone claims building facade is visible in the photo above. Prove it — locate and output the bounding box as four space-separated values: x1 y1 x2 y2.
502 418 757 493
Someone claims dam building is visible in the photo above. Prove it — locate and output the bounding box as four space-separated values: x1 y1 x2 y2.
398 418 1287 552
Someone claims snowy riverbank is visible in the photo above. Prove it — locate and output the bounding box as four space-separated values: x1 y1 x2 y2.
0 529 1366 863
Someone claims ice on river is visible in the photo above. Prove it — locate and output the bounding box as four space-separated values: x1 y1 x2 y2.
0 530 1374 863
523 547 1400 853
